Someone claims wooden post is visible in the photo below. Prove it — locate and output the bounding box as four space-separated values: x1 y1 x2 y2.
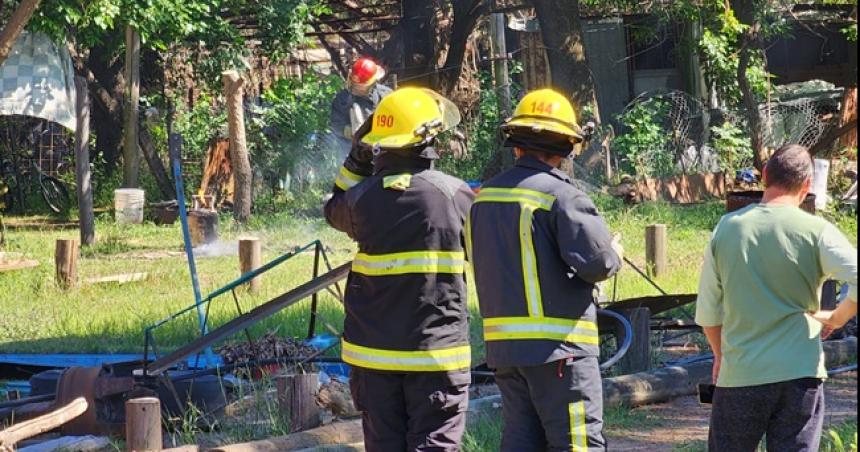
123 26 141 188
125 397 162 452
489 12 513 171
239 237 262 292
55 239 78 289
617 307 652 375
645 224 667 278
74 76 95 246
276 373 320 433
222 70 252 224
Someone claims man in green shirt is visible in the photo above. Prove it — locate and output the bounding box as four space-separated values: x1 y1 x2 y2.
696 144 857 452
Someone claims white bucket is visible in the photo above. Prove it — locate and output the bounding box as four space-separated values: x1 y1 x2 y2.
114 189 145 224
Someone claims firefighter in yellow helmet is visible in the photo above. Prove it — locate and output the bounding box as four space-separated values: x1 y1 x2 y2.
324 87 474 451
468 89 623 451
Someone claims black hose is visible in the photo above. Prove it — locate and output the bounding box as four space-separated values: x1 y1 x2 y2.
597 308 633 371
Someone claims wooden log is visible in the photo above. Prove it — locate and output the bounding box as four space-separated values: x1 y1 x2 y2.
209 419 363 452
645 224 667 277
222 70 252 224
0 397 87 450
122 26 141 188
617 307 652 375
54 239 78 289
276 374 320 433
0 259 39 273
0 401 53 425
239 238 262 293
824 336 857 368
125 397 162 452
74 76 95 246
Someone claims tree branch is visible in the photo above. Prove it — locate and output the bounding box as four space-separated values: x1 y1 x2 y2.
0 0 42 66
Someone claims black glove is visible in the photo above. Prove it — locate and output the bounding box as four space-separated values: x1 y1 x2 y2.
345 116 375 176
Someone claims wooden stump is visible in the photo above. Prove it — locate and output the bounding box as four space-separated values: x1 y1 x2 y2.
276 374 320 433
617 307 652 375
187 210 219 247
645 224 667 277
239 238 262 293
55 239 79 289
125 397 162 452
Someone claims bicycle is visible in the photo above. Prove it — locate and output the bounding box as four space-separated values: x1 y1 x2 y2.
0 156 70 214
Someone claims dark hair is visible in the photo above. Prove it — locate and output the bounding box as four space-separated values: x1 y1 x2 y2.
517 147 560 162
764 144 814 191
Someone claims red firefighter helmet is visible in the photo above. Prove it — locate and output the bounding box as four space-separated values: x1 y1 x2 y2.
349 57 385 87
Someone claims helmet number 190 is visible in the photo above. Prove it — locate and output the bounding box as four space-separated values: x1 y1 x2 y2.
531 102 555 115
377 114 395 128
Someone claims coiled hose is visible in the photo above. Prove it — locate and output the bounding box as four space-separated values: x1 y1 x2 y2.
597 308 634 371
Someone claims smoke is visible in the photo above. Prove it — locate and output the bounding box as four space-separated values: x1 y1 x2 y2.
193 240 239 258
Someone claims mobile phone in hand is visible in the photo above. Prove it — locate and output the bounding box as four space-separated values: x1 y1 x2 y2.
698 383 715 404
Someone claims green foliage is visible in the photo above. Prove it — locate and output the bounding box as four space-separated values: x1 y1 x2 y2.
613 99 674 178
31 0 326 88
821 421 858 452
247 71 343 204
698 5 772 107
436 72 506 182
710 120 753 172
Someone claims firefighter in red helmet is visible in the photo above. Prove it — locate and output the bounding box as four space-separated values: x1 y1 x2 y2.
330 57 393 160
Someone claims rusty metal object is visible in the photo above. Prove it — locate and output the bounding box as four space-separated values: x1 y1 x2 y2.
727 190 816 214
55 367 100 435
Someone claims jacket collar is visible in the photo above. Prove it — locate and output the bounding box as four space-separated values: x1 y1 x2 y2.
374 151 434 176
515 155 571 183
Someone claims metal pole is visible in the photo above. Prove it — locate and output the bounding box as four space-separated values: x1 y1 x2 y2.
169 133 216 367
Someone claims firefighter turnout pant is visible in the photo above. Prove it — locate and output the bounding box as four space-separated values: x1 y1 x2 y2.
349 368 470 452
495 356 605 452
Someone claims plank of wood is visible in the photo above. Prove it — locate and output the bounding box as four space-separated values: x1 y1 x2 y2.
0 397 88 450
84 272 148 285
0 259 39 273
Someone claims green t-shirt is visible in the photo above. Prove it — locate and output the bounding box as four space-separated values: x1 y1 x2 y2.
695 203 858 388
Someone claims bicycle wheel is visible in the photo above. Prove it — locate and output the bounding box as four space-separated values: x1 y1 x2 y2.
40 175 70 214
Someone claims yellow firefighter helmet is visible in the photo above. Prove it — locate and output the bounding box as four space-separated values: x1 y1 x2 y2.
361 87 461 150
502 89 583 142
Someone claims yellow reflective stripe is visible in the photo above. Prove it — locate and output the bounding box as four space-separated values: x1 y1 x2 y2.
475 187 555 210
335 166 366 191
520 204 543 317
383 174 412 191
352 251 466 276
473 187 556 317
341 340 471 372
569 401 587 452
483 317 599 344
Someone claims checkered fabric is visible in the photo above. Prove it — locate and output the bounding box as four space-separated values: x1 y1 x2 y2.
0 31 76 130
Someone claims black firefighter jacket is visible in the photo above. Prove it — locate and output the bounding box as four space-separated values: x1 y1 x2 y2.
324 152 475 373
468 155 622 369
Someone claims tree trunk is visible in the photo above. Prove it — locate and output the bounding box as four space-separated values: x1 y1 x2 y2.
733 0 768 170
123 26 142 188
531 0 600 122
397 1 437 87
0 0 42 66
437 0 487 94
140 112 176 201
222 70 252 223
532 0 605 174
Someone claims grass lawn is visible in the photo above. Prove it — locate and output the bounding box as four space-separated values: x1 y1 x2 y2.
0 198 855 361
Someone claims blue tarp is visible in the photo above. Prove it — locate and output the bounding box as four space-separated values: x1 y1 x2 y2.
0 353 222 369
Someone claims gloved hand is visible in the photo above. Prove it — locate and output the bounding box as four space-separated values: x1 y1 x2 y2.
610 233 624 262
346 116 375 173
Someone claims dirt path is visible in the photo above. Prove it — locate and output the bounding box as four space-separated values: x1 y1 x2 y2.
605 372 858 451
